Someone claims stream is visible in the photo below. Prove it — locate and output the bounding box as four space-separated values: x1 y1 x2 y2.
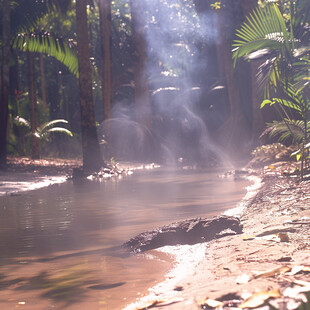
0 167 249 310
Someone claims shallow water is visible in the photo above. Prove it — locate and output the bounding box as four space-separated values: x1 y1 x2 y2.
0 167 248 309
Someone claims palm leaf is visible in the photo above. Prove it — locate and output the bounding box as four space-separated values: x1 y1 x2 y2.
14 116 30 128
38 119 69 133
262 119 307 143
12 32 78 77
10 0 72 36
233 4 290 64
261 98 302 112
47 127 73 136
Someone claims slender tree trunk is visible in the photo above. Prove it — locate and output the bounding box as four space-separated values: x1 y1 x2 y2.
39 54 48 113
76 0 103 172
98 0 112 120
213 4 252 152
216 9 241 121
27 52 40 159
0 0 11 168
192 0 221 99
241 0 265 140
129 0 152 130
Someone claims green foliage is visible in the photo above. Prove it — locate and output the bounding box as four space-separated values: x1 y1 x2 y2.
12 33 78 77
210 2 221 10
12 117 73 157
233 0 310 177
232 3 292 95
262 119 309 143
34 119 73 141
8 0 79 78
14 118 73 141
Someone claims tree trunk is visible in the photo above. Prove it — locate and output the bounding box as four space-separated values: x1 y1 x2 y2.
216 9 241 119
98 0 112 120
214 4 251 151
0 0 11 168
241 0 265 140
39 54 48 113
27 52 40 159
129 0 152 130
76 0 103 172
192 0 221 99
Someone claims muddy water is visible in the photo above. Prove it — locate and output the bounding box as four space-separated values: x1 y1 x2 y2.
0 168 248 309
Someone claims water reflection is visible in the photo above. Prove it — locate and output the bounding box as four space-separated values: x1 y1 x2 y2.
0 168 248 309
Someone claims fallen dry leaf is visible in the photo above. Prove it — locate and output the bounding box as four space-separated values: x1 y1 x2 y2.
254 266 291 279
242 235 256 241
283 286 310 301
135 297 183 309
135 300 157 310
287 265 305 275
292 279 310 287
239 289 281 308
236 274 251 284
199 297 224 308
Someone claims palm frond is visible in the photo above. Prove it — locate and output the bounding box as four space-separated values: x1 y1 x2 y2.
12 32 78 77
11 0 72 36
261 98 302 112
47 127 73 136
14 116 30 128
233 4 290 64
38 119 69 133
263 119 306 143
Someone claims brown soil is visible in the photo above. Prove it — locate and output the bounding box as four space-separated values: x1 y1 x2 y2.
5 156 82 175
125 161 310 310
2 157 310 310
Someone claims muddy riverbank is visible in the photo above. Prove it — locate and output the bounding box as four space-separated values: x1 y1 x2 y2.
124 161 310 310
0 157 250 309
2 157 310 310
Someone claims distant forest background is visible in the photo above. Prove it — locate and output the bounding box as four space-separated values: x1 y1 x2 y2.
1 0 309 171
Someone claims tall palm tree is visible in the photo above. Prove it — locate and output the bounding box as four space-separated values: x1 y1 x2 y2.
98 0 112 120
27 51 40 159
76 0 104 172
129 0 152 130
0 0 11 167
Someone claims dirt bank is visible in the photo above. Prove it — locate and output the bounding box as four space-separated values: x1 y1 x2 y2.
124 161 310 310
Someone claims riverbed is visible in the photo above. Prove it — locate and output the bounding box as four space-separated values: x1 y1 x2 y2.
0 167 249 309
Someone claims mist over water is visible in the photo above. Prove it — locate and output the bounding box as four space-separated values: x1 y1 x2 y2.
100 0 231 166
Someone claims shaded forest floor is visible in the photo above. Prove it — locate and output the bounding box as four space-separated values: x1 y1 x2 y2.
0 157 81 196
5 156 82 175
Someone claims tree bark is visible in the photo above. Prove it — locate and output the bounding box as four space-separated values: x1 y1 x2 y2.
27 52 40 159
215 8 242 126
98 0 112 120
76 0 103 172
129 0 152 130
0 0 11 168
39 54 48 113
241 0 265 140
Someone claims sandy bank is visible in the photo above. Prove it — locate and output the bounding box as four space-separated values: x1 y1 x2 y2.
124 161 310 310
